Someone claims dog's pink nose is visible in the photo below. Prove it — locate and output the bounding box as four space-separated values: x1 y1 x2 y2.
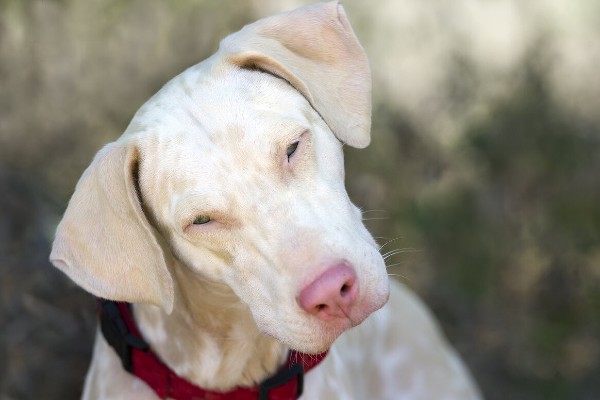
298 264 359 320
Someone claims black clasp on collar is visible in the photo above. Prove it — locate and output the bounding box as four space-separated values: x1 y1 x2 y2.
258 363 304 400
99 299 149 373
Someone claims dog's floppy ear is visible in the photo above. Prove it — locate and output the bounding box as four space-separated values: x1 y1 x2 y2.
50 141 174 313
219 1 371 148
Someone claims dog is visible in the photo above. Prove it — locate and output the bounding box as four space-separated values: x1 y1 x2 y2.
50 2 482 399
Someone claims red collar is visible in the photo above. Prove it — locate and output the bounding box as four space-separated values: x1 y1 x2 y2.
99 299 328 400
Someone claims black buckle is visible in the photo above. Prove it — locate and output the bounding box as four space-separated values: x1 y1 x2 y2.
258 363 304 400
99 299 148 373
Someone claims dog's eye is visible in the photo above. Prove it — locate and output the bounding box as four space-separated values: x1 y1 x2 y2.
192 215 211 225
287 141 299 159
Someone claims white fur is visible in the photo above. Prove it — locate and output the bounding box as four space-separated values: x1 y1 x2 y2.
51 2 482 399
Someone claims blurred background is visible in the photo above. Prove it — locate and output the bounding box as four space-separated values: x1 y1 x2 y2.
1 0 599 399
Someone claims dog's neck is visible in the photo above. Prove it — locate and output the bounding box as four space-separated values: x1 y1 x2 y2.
132 259 288 391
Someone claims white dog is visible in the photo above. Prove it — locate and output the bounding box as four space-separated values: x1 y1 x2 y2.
51 2 482 399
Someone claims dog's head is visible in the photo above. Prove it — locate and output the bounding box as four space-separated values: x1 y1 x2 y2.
50 1 389 353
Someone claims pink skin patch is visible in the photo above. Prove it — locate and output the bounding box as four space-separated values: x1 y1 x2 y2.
297 263 359 321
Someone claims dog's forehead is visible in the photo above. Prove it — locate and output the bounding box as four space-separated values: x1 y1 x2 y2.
130 67 312 149
129 66 317 200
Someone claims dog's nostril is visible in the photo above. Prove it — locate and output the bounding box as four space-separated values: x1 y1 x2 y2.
317 304 327 311
340 284 349 295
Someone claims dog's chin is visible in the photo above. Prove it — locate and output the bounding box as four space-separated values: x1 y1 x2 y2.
272 308 382 355
257 316 348 355
290 319 353 355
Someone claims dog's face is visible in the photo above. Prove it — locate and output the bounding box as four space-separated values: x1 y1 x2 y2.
133 70 388 352
50 2 388 353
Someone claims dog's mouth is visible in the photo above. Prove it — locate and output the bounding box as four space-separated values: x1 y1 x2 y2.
258 290 389 355
309 287 390 351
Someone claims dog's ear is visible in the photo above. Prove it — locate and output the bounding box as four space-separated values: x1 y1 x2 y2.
50 141 174 313
220 1 371 148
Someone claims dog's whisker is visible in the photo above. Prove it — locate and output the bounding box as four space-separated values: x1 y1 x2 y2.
382 248 419 259
378 237 401 251
362 217 389 221
385 262 406 269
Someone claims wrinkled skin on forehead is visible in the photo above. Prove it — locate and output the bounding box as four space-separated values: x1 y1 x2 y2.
128 66 389 353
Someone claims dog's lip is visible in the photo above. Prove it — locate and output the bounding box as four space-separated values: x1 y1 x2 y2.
295 320 352 354
259 315 352 354
350 285 389 322
348 303 381 327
